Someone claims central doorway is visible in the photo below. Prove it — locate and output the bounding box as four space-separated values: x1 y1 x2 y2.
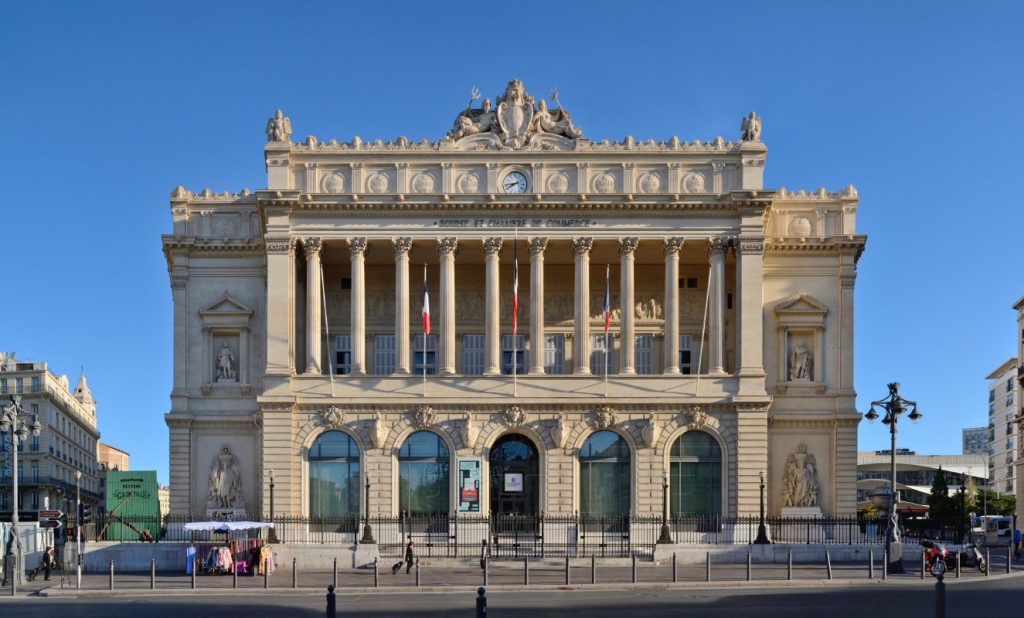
488 434 540 517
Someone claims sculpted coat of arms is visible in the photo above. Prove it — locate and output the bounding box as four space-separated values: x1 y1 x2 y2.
446 80 582 150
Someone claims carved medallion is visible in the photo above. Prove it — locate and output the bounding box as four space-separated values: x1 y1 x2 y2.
411 172 435 193
316 406 347 428
502 405 529 428
592 173 615 193
592 405 617 429
546 172 569 193
682 172 706 194
321 173 345 194
412 405 436 429
637 172 661 194
788 217 812 237
682 406 708 430
366 172 389 194
496 79 534 149
457 173 479 193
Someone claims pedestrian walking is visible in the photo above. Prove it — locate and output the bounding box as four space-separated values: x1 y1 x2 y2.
28 546 55 582
404 539 415 574
1013 528 1021 560
479 539 488 571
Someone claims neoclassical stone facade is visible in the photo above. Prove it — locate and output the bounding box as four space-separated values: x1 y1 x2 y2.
163 80 865 520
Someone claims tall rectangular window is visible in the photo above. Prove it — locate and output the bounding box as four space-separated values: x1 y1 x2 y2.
635 334 653 375
502 334 526 375
373 335 395 375
590 334 613 375
30 435 38 452
31 376 40 392
16 378 23 394
333 335 352 375
0 378 6 394
413 335 437 375
544 334 565 375
31 463 39 483
680 335 694 374
461 334 484 376
30 491 38 510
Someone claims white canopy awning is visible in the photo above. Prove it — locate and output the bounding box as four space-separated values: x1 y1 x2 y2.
182 521 274 532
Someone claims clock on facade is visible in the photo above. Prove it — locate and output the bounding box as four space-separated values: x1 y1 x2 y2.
501 171 529 194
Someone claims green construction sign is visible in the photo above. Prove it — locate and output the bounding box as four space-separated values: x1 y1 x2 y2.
104 470 161 541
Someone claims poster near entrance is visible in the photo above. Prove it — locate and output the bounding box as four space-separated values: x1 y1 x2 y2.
458 459 481 512
504 473 524 492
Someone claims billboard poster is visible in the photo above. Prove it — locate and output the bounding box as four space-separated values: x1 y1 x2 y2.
458 459 481 512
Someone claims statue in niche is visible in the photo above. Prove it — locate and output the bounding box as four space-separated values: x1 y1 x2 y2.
789 343 812 381
782 443 818 508
531 90 582 140
740 111 762 142
216 344 236 382
447 87 498 140
207 445 243 510
265 109 292 143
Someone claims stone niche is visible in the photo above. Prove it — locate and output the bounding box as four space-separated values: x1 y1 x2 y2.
773 294 827 395
199 294 253 395
768 432 832 518
193 433 257 518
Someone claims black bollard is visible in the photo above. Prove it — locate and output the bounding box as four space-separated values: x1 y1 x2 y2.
955 551 960 579
986 548 990 577
632 553 637 583
151 558 156 590
747 550 752 581
476 586 487 618
706 551 711 582
672 552 677 583
334 557 339 589
233 559 238 589
292 557 297 589
483 552 488 586
109 560 114 590
869 549 873 579
326 584 337 618
373 557 378 588
935 576 945 618
591 555 597 584
564 555 570 585
826 550 832 580
524 558 529 586
787 549 792 581
415 558 420 587
882 550 888 581
264 558 269 589
192 558 197 589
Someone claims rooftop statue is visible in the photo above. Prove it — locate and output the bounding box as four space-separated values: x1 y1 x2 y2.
447 87 498 140
740 110 762 142
446 80 583 150
265 109 292 143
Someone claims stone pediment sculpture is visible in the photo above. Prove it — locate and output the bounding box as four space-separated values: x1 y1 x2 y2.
502 405 529 428
370 412 388 449
445 80 582 151
789 344 813 381
316 406 347 429
412 405 436 429
681 406 708 430
550 418 568 449
459 413 479 449
782 443 818 508
593 405 617 429
740 111 761 142
265 109 292 143
216 344 236 382
206 445 243 513
640 414 658 449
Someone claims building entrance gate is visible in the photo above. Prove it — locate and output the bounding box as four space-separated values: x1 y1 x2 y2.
489 434 540 517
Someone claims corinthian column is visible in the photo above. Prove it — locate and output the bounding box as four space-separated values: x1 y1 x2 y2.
437 237 458 375
348 237 368 376
663 238 683 374
572 237 593 375
304 237 323 375
483 237 503 376
619 237 638 375
392 237 412 375
708 236 727 375
528 237 548 375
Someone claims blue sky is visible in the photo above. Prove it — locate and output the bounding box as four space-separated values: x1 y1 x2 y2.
2 1 1022 483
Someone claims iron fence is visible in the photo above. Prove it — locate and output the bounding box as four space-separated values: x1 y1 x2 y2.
65 513 905 558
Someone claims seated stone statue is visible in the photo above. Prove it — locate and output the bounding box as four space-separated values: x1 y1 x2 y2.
448 97 497 140
532 98 581 139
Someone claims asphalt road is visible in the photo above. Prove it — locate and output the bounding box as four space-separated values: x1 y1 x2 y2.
2 577 1023 617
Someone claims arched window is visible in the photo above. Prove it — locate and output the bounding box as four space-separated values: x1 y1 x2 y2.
489 434 540 516
579 431 631 516
309 431 360 518
398 431 450 515
670 431 722 516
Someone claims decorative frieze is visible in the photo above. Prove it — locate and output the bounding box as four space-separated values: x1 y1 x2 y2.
502 405 529 428
315 406 347 429
592 405 617 429
681 405 708 430
412 405 436 429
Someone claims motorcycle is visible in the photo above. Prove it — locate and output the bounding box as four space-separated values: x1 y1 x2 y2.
921 540 947 571
959 543 988 573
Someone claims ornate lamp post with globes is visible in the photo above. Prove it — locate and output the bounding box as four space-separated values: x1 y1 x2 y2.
864 382 921 574
1 394 43 590
657 470 673 544
754 471 771 544
74 470 81 589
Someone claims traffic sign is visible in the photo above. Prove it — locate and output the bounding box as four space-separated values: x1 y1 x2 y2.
39 520 63 529
38 510 63 519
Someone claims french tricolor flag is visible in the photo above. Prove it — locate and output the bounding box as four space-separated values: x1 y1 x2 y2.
512 244 519 335
422 264 431 335
603 264 611 334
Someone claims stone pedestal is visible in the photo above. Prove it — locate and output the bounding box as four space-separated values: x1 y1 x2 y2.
205 508 248 521
781 506 823 519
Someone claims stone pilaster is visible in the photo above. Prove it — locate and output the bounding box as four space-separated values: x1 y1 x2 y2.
483 237 503 376
528 237 548 375
572 237 593 375
707 236 727 375
392 237 412 375
737 236 766 394
734 403 768 516
437 237 458 375
662 238 683 374
303 237 323 375
618 238 638 374
348 237 369 376
264 236 295 375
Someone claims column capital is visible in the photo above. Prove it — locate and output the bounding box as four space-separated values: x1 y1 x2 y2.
707 235 729 255
483 237 504 256
391 236 413 256
663 237 684 256
437 237 459 256
572 237 593 256
618 237 639 256
348 237 369 258
302 237 322 259
528 237 548 255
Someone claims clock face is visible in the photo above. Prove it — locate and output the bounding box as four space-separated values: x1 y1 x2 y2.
502 171 529 194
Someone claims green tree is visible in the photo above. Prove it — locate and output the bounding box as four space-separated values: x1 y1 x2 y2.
977 489 1017 516
964 475 978 512
928 467 953 517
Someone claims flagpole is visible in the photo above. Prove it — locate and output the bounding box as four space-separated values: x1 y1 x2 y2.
423 263 428 398
604 264 610 398
513 225 518 399
695 263 712 396
320 262 335 398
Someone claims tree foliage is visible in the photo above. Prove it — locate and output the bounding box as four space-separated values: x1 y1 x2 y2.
928 468 954 517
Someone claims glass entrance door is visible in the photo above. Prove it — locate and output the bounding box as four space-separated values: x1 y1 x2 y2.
488 434 540 516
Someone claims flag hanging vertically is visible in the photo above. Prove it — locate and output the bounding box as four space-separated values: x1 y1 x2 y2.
422 264 431 335
604 264 611 334
512 242 519 335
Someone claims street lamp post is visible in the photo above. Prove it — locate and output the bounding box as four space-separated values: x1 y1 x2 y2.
754 470 771 544
864 382 922 574
74 470 81 590
959 473 967 545
1 394 43 591
360 479 375 544
267 469 279 544
657 470 673 544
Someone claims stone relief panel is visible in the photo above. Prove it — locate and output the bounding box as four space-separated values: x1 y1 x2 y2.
636 171 663 194
591 172 617 194
365 171 391 194
410 171 436 193
681 171 707 194
782 443 818 508
546 171 571 193
321 172 346 193
211 214 238 237
456 172 480 193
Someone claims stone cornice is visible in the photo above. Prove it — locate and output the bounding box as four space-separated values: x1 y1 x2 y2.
161 237 266 262
280 196 742 213
764 236 867 262
288 402 746 415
